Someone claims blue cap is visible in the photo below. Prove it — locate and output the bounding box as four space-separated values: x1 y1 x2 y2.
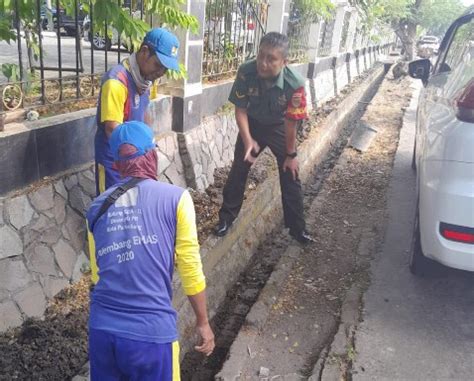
143 28 180 71
110 121 155 162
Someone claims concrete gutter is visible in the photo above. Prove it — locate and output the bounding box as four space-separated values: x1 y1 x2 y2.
195 65 387 372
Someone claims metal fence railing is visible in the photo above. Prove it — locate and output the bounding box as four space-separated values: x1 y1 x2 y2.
318 18 335 57
287 3 312 62
202 0 268 81
1 0 147 114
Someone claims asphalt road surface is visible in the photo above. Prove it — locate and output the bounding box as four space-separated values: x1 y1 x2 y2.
353 83 474 380
0 31 124 83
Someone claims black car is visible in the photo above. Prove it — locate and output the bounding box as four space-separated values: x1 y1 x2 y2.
41 2 85 37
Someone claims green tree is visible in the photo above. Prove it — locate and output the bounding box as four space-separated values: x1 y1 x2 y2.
352 0 467 59
351 0 422 60
419 0 465 37
293 0 335 21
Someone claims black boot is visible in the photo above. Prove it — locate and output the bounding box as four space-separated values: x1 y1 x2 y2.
214 220 233 237
289 229 316 244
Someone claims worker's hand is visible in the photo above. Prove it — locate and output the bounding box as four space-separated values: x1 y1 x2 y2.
283 157 299 181
194 322 215 356
243 139 260 165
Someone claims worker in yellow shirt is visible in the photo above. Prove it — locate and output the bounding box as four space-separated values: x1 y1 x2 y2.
95 28 179 194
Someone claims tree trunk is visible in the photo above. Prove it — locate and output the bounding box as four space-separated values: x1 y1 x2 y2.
404 21 417 61
394 0 424 61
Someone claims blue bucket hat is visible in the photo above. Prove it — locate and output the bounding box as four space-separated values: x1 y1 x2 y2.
144 28 180 71
110 121 155 162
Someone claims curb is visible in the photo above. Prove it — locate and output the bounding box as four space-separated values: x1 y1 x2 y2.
215 245 301 380
316 230 377 381
318 283 363 381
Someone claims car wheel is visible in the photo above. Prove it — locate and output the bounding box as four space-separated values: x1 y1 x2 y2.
91 32 111 50
409 201 429 275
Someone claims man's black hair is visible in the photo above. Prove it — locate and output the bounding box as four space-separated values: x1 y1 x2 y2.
259 32 289 58
141 42 156 58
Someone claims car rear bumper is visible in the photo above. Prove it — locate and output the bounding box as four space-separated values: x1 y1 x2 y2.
419 160 474 271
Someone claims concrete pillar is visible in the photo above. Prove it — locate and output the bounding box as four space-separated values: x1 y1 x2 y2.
266 0 290 34
345 10 358 52
354 28 363 50
330 1 349 56
168 0 206 133
307 20 324 81
307 22 323 63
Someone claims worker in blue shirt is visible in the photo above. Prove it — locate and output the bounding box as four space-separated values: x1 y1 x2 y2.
87 121 215 380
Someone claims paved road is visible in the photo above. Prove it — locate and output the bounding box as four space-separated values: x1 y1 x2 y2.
353 82 474 380
1 31 124 83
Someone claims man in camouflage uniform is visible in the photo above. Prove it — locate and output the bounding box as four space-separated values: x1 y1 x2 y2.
215 32 314 244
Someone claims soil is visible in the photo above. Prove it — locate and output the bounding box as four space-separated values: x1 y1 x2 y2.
0 277 90 381
36 98 98 119
0 66 393 381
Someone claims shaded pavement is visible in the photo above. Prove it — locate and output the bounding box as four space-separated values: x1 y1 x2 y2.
353 82 474 380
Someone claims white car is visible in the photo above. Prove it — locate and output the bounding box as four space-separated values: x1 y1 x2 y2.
417 35 440 57
409 8 474 274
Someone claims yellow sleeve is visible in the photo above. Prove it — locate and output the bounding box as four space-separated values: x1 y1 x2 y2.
86 223 99 285
175 190 206 296
100 79 128 123
150 80 158 100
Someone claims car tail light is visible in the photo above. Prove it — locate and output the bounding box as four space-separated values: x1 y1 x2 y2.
455 79 474 123
440 222 474 244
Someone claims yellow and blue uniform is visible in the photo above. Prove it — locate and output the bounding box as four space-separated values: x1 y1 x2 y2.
95 60 150 195
86 178 204 380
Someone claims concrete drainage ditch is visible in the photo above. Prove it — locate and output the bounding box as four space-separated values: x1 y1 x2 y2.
178 64 387 380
